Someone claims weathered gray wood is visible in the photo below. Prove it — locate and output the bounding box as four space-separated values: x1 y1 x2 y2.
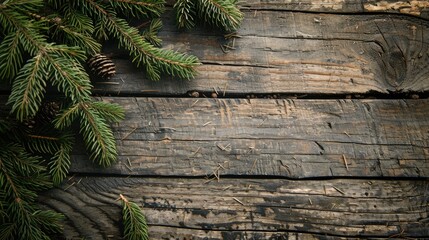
70 97 429 178
238 0 429 20
39 177 429 239
97 10 429 96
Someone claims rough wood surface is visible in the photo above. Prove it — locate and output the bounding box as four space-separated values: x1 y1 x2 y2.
96 10 429 96
239 0 429 19
70 97 429 178
39 177 429 239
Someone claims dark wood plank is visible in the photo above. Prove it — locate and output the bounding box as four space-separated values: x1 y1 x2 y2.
239 0 429 20
39 177 429 239
97 10 429 96
70 97 429 178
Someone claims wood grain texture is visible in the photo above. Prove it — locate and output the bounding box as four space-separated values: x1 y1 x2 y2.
39 177 429 239
246 0 429 19
96 10 429 96
165 0 429 19
70 97 429 178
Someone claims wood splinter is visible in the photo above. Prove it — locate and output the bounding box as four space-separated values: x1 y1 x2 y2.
121 127 137 140
233 197 245 206
63 182 75 191
333 186 345 195
342 154 349 171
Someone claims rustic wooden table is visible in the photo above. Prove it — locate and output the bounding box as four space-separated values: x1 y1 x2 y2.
40 1 429 239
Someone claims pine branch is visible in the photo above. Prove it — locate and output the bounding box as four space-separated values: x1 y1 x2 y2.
0 32 25 80
0 8 48 55
109 0 165 18
120 194 149 240
44 46 92 103
79 102 118 166
43 12 101 55
196 0 243 32
48 133 74 185
90 101 125 123
0 142 63 239
26 134 60 154
25 130 75 185
81 0 200 80
58 6 95 35
142 18 163 47
174 0 196 29
54 103 81 129
7 53 48 121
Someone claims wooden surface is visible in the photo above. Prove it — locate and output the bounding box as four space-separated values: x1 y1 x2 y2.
33 1 429 239
96 9 429 95
40 177 429 239
238 0 429 19
70 97 429 178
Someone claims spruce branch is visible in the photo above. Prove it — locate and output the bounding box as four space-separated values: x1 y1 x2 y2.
48 133 74 185
78 102 118 166
26 131 75 185
26 134 61 155
90 101 125 123
44 46 93 103
47 15 101 55
196 0 243 32
7 53 48 121
110 16 200 80
80 0 200 80
109 0 165 18
0 141 62 240
120 194 149 240
142 18 163 47
54 103 81 129
0 32 25 80
174 0 196 29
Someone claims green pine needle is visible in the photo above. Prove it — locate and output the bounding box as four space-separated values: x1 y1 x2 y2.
45 47 92 103
54 103 81 129
7 53 48 121
90 101 125 123
197 0 243 32
79 102 118 167
108 14 200 80
174 0 196 29
109 0 165 18
48 133 74 185
0 32 25 80
143 18 163 47
120 194 149 240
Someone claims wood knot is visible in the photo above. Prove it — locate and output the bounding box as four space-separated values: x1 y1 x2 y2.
383 47 407 89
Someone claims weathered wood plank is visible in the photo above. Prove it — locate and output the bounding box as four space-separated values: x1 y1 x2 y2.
70 97 429 178
39 177 429 239
97 10 429 96
238 0 429 20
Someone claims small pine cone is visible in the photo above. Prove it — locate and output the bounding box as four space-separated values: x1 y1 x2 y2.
87 54 116 79
38 101 60 124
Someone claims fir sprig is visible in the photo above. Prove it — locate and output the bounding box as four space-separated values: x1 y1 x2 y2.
0 142 63 240
142 18 163 47
76 0 200 80
120 194 149 240
109 0 165 18
174 0 196 29
174 0 243 31
197 0 243 31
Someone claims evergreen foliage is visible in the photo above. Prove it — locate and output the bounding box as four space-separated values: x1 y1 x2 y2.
174 0 243 31
0 0 243 238
120 194 149 240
